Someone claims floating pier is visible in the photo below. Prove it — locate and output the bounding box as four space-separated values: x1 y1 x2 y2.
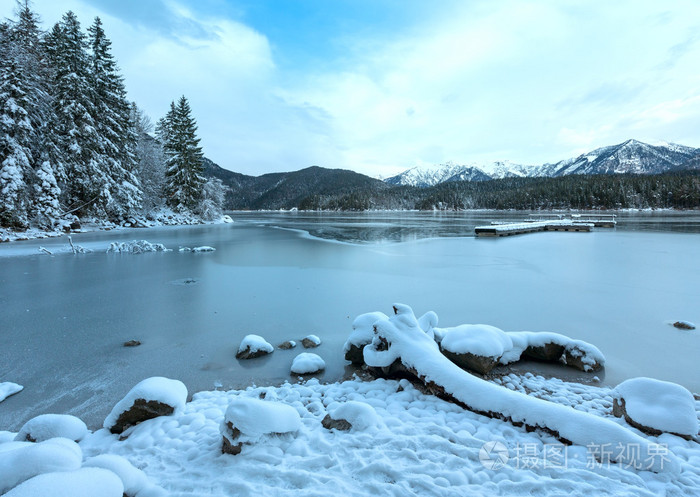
475 220 592 237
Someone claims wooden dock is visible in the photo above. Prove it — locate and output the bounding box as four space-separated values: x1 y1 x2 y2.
475 220 592 237
528 213 616 228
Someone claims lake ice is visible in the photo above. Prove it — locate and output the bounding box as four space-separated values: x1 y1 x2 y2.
0 212 698 430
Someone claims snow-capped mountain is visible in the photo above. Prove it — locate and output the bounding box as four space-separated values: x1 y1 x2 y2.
384 162 491 187
548 139 698 176
385 140 699 187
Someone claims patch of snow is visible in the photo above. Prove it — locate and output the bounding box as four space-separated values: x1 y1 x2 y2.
237 335 274 355
221 215 234 223
192 246 216 252
4 467 124 497
14 414 88 443
614 378 699 437
440 324 513 358
0 438 82 494
83 454 166 497
106 240 170 253
103 377 187 431
0 382 23 403
291 353 326 374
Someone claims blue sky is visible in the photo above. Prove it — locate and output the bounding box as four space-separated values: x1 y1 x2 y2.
4 0 700 176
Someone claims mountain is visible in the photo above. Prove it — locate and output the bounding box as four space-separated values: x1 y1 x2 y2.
384 140 699 187
548 139 698 176
202 159 390 210
384 163 491 187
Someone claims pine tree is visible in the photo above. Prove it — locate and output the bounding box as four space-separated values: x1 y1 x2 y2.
87 16 141 221
0 2 54 228
132 103 165 212
162 96 204 211
45 11 106 218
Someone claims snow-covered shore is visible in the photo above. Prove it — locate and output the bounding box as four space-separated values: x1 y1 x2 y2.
2 374 699 496
0 210 233 244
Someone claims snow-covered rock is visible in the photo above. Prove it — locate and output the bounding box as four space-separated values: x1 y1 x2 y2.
220 398 301 454
506 331 605 372
324 401 382 432
613 377 699 439
236 334 274 360
107 240 170 253
440 324 513 374
0 438 82 494
83 454 166 497
291 353 326 375
363 303 678 473
673 320 696 330
278 340 296 350
4 467 124 497
221 215 233 223
0 382 23 403
301 334 321 348
14 414 88 443
103 377 187 435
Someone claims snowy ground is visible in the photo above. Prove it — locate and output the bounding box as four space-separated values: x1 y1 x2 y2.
3 374 698 496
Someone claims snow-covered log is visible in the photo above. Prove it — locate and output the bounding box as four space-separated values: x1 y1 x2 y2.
363 304 679 473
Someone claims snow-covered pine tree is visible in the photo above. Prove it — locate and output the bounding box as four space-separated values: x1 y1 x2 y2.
162 96 204 211
0 2 56 228
87 16 141 221
45 11 107 218
132 103 165 212
0 22 32 227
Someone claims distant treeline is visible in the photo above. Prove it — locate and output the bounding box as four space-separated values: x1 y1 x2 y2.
291 171 700 211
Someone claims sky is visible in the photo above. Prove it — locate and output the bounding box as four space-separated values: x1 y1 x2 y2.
4 0 700 177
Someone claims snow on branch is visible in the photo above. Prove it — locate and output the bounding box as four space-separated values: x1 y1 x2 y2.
362 304 678 473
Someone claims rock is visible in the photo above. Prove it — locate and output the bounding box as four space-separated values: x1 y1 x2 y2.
291 353 326 375
109 399 176 435
69 220 81 231
344 343 366 365
236 334 274 360
321 414 352 431
562 345 604 372
221 422 243 455
612 378 699 440
301 335 321 348
278 340 296 350
441 349 500 375
104 377 187 436
15 414 88 443
123 340 141 347
673 321 696 330
522 343 565 362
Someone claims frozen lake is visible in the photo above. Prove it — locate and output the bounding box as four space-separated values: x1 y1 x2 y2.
1 211 699 430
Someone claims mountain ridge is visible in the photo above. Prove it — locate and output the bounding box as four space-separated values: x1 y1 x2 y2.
385 140 700 187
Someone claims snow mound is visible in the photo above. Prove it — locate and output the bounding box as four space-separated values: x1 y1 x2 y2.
363 303 678 473
0 382 23 402
83 454 166 497
291 353 326 375
237 335 274 356
344 312 389 352
192 246 216 252
441 324 513 358
221 215 234 223
103 377 187 431
107 240 170 253
223 398 301 440
0 431 15 443
14 414 88 443
614 378 699 437
327 401 382 431
0 438 82 494
4 467 124 497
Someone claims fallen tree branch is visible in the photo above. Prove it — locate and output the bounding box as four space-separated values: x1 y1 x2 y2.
363 304 678 474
